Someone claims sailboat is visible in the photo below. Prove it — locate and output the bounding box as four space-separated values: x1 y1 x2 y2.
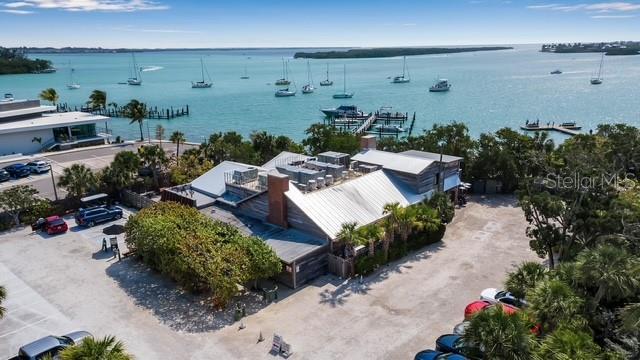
192 58 212 88
333 65 354 99
127 53 142 86
392 56 410 83
302 61 315 94
275 58 291 86
590 53 604 85
66 63 80 90
320 63 333 86
240 65 249 79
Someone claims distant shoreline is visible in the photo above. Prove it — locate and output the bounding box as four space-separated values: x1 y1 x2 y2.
293 47 513 59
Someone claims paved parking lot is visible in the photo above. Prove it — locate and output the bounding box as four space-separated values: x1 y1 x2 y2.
0 142 196 199
0 196 538 359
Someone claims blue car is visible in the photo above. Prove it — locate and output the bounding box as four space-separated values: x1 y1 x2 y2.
436 334 484 360
415 349 468 360
75 206 123 227
4 163 31 178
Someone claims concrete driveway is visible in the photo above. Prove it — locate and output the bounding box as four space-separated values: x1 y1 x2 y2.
0 195 538 359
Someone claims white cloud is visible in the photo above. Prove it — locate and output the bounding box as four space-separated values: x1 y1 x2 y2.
527 2 640 16
591 13 637 17
2 0 168 12
0 8 34 13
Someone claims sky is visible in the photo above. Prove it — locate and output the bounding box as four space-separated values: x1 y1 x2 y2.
1 0 639 48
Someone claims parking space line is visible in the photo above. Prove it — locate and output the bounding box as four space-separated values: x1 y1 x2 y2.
0 316 52 339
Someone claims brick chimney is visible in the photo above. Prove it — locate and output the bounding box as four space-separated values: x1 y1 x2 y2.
360 134 377 150
267 173 289 228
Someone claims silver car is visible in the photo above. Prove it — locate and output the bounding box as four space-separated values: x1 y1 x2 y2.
16 331 92 359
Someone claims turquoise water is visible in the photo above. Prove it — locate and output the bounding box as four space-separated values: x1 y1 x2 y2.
2 45 639 143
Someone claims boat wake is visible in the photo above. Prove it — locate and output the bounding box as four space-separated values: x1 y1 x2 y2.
141 66 163 72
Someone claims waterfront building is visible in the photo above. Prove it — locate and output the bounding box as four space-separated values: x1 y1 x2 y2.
0 95 111 156
162 135 462 288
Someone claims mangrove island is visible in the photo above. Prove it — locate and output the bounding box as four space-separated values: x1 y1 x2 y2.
293 46 513 59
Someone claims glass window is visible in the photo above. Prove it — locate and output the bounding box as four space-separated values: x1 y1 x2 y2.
53 127 69 142
70 124 96 139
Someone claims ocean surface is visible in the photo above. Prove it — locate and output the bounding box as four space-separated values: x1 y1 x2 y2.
2 44 639 143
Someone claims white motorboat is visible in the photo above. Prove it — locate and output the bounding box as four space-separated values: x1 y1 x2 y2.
429 79 451 92
275 88 296 97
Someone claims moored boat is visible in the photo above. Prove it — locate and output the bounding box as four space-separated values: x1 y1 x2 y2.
275 88 296 97
429 79 451 92
320 63 333 86
192 58 213 88
321 105 365 118
333 65 354 99
392 56 410 83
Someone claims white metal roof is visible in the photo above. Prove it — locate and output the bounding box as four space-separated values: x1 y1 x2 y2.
352 149 434 175
285 170 427 239
191 160 264 198
0 112 109 135
262 151 311 170
400 150 463 163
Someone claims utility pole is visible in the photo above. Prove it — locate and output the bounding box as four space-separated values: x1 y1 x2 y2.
50 167 58 201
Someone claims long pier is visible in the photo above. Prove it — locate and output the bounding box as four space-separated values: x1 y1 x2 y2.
326 107 415 138
56 103 190 120
520 125 581 136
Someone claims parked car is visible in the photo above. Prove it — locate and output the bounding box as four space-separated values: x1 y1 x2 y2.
15 331 92 360
0 168 9 182
31 215 69 235
26 160 51 174
75 206 123 227
415 349 468 360
453 321 470 336
464 300 492 320
480 288 527 308
4 163 31 178
435 334 484 360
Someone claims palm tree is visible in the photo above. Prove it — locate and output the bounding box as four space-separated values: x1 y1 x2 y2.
169 131 186 162
576 245 640 311
58 164 98 199
88 90 107 111
100 151 140 193
138 144 168 189
504 261 547 299
59 335 133 360
155 125 165 146
396 206 420 246
532 327 602 360
527 279 585 334
414 203 442 233
358 223 384 256
337 222 362 258
382 202 402 261
123 99 148 142
620 303 640 334
464 306 534 360
0 285 6 319
39 88 59 106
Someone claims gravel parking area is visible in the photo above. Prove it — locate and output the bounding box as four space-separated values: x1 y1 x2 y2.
0 195 538 359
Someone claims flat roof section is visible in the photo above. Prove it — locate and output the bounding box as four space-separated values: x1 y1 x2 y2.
351 149 434 175
200 205 327 264
0 112 109 135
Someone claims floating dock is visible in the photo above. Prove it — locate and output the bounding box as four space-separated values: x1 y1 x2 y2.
520 124 581 136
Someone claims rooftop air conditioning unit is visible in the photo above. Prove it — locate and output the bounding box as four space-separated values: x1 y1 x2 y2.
316 177 325 188
307 179 317 191
325 174 334 185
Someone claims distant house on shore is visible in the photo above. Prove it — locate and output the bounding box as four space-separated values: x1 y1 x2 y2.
0 94 111 156
162 135 463 288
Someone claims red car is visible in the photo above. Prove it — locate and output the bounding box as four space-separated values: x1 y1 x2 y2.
464 301 518 320
32 216 68 235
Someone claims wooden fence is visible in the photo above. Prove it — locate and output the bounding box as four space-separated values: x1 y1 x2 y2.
122 189 157 210
327 254 354 279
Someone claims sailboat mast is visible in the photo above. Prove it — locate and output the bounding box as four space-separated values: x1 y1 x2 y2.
402 56 406 77
326 63 329 81
598 53 604 78
201 58 205 82
343 64 346 93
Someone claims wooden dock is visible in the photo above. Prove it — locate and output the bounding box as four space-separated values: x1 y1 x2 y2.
56 103 190 120
520 125 581 136
355 114 376 135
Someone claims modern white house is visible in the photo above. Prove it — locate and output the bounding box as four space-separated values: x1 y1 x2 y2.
0 95 111 157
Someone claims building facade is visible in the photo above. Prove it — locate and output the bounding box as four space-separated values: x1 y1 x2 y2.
0 96 111 156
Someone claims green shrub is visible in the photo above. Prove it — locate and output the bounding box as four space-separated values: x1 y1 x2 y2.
124 202 281 306
355 252 385 275
407 223 446 251
20 198 54 225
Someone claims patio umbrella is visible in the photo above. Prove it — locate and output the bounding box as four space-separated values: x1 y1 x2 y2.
102 224 125 235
